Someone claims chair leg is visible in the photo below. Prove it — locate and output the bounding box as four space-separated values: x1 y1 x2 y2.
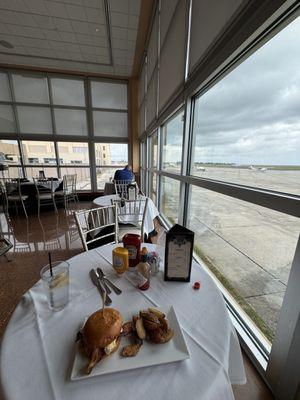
37 198 40 218
53 196 58 214
21 200 28 219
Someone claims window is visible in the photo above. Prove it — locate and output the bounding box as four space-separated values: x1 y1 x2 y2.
0 73 11 101
50 78 85 106
12 73 49 103
0 140 21 178
161 110 184 173
190 17 300 196
161 176 180 224
54 109 88 136
0 105 16 132
91 81 127 109
94 143 128 189
17 106 52 134
150 132 158 169
22 141 56 165
93 111 127 137
187 185 300 341
57 142 89 165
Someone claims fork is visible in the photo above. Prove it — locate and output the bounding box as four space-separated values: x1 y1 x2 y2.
97 268 122 295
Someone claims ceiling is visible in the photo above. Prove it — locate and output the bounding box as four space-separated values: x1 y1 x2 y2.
0 0 141 76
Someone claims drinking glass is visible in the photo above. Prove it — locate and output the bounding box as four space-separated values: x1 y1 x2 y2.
41 261 70 311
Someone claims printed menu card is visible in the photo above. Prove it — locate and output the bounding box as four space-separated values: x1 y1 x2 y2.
164 224 194 282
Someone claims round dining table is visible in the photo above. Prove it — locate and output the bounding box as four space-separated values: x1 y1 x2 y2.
0 243 246 400
93 194 160 236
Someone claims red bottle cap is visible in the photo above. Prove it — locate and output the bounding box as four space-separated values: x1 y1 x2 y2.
193 281 200 290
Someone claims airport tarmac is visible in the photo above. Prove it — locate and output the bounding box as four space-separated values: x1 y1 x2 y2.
161 167 300 339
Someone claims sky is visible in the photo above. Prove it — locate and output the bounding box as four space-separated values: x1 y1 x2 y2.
165 15 300 165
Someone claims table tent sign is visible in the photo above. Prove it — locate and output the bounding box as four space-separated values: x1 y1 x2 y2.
164 224 194 282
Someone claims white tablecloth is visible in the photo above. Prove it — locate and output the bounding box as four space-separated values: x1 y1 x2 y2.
0 244 246 400
93 195 159 235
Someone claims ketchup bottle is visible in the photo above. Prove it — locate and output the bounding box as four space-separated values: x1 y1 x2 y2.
122 234 141 268
136 247 150 290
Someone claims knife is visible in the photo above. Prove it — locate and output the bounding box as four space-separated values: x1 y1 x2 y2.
97 268 122 295
89 269 112 305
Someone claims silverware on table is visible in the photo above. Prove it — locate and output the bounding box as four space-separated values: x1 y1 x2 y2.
97 267 122 295
95 269 111 294
89 269 112 305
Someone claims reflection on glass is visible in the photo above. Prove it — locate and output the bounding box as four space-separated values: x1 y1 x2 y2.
22 141 56 165
60 167 91 190
161 176 180 224
162 110 184 172
151 132 158 168
190 17 300 195
0 105 16 132
187 185 300 342
95 143 128 166
57 142 89 165
54 109 87 135
17 106 52 134
51 78 85 106
12 74 49 103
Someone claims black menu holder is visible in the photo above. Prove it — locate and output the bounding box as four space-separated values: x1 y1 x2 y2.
164 224 194 282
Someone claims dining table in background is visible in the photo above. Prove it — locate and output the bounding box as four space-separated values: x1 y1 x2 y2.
93 194 159 236
0 243 246 400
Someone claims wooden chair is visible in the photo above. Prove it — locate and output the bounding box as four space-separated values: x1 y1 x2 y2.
114 180 132 199
74 205 118 251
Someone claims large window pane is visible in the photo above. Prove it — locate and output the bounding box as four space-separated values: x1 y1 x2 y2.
60 167 90 190
0 73 11 101
95 143 128 166
190 16 300 196
26 166 58 180
54 109 87 135
162 110 184 173
17 106 52 134
51 78 85 106
22 141 56 165
150 132 158 168
96 167 121 190
150 172 157 204
57 142 89 165
161 176 180 224
187 185 300 342
12 74 49 103
0 105 15 132
0 139 21 165
93 111 127 137
91 81 127 109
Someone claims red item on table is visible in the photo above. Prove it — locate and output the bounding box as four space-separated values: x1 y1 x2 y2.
193 281 201 290
122 233 141 267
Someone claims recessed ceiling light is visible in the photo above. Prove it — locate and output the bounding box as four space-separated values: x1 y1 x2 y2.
0 40 14 49
95 28 99 32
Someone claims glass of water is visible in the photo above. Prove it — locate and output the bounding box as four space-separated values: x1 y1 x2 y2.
41 261 70 311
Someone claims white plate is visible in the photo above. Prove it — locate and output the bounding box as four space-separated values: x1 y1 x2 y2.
70 305 190 380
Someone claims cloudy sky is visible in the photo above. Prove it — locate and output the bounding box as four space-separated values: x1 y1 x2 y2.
166 16 300 165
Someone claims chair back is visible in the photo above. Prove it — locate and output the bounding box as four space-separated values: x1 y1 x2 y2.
63 174 75 194
33 178 54 195
1 177 22 196
74 205 118 251
112 198 148 238
114 180 132 199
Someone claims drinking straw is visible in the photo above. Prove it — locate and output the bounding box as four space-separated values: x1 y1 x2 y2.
48 252 53 278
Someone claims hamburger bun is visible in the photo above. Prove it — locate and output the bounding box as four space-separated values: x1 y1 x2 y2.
83 308 123 350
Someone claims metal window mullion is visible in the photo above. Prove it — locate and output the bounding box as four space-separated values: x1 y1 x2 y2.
86 78 96 191
47 75 59 178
